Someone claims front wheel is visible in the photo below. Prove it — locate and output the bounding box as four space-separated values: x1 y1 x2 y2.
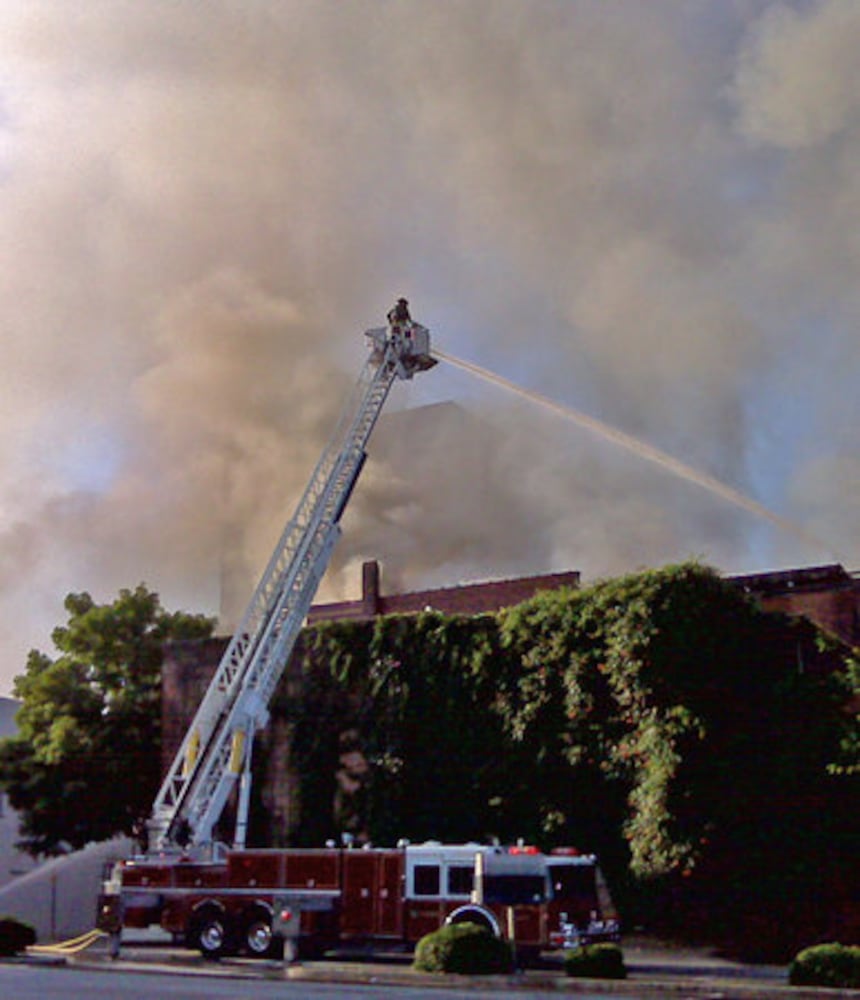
242 909 276 958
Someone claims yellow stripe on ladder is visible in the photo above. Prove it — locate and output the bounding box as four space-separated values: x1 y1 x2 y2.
229 729 246 774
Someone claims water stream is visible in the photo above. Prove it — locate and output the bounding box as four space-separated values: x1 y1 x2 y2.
434 348 836 560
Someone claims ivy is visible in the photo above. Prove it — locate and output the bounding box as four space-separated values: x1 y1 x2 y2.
257 560 858 952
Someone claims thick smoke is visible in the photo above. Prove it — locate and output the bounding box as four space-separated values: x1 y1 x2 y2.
0 1 856 692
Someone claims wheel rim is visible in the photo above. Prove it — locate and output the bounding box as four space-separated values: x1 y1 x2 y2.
200 920 224 953
245 919 272 954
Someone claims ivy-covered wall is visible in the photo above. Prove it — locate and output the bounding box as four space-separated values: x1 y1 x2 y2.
249 561 858 956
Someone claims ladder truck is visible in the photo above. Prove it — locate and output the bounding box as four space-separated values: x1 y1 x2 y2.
98 309 436 955
97 307 620 960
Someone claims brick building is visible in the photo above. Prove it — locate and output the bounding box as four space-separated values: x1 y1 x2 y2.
160 559 859 843
733 563 860 648
307 559 581 623
162 561 581 777
161 561 583 840
304 559 859 645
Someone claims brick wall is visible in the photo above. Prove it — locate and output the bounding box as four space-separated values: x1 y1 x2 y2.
161 636 230 780
307 560 581 623
732 564 860 647
161 635 306 846
160 562 581 839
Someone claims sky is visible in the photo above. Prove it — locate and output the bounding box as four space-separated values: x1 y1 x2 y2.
0 0 858 695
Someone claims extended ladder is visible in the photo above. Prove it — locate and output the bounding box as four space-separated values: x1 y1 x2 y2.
147 319 436 852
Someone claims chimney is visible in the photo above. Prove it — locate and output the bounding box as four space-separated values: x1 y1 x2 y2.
362 560 381 616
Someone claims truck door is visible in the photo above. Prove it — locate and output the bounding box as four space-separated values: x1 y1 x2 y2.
340 852 377 936
375 852 403 937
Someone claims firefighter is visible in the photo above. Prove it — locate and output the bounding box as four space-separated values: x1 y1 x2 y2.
387 298 411 326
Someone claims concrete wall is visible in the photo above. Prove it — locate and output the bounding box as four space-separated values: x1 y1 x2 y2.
0 837 133 942
0 698 40 888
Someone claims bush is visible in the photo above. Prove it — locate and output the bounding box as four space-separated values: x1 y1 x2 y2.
789 943 860 989
564 942 627 979
0 916 36 956
413 922 514 975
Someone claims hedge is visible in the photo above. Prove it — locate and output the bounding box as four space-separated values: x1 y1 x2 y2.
789 943 860 988
413 922 514 974
564 942 627 979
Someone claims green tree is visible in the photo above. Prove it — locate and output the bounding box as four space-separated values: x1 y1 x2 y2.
0 585 214 854
495 563 859 953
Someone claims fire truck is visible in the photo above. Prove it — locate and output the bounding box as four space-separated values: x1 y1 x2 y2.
104 840 619 959
97 307 620 959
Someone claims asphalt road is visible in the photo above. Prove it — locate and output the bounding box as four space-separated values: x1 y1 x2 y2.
0 963 633 1000
2 933 804 1000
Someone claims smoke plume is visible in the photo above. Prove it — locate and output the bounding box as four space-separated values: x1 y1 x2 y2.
0 1 857 692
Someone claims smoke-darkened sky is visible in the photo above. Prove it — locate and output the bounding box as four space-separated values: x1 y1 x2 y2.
1 1 858 694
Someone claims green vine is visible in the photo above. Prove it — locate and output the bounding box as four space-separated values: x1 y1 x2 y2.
256 561 857 952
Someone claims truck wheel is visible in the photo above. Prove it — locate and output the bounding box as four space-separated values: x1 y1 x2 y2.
242 908 275 958
191 908 233 959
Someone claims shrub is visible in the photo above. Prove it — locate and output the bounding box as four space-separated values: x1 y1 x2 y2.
0 916 36 956
413 922 514 975
564 942 627 979
789 943 860 989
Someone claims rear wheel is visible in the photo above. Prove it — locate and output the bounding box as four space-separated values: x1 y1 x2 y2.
241 908 276 958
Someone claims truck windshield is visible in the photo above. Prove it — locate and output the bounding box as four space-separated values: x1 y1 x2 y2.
548 863 598 908
482 874 547 905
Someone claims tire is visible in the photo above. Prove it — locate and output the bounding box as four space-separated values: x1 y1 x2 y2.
241 908 276 958
191 907 233 959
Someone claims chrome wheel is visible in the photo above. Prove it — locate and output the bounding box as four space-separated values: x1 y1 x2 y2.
244 917 273 956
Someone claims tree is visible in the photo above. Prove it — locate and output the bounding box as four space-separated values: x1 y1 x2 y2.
0 585 214 854
494 563 859 953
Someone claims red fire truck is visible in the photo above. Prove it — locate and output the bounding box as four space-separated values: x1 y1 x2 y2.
100 840 619 959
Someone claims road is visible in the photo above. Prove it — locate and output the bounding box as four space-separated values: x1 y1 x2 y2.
0 963 633 1000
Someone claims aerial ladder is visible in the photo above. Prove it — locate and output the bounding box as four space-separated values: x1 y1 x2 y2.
146 309 436 855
